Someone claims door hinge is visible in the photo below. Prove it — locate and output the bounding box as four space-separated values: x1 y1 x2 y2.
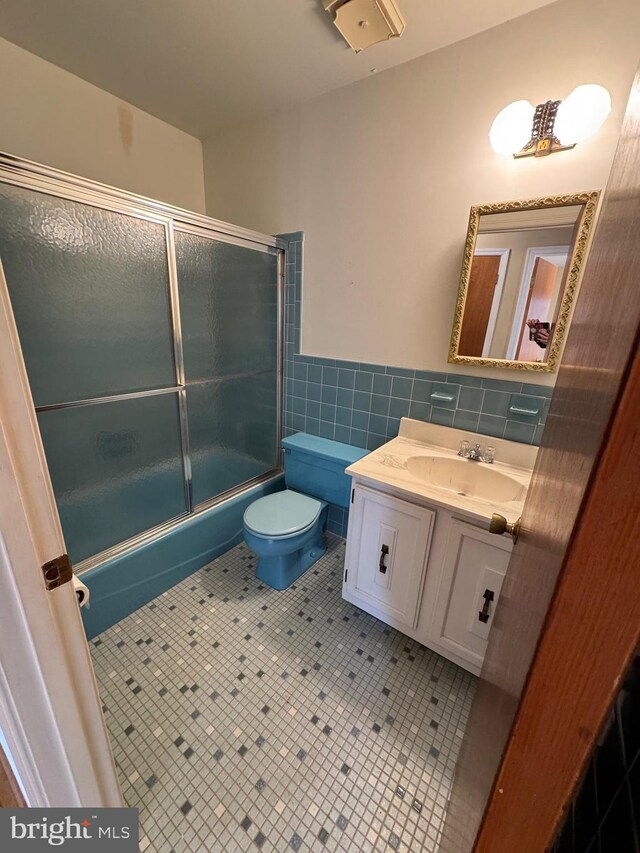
351 488 354 504
42 553 73 591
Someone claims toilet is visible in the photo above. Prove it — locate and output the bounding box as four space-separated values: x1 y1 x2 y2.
243 433 368 590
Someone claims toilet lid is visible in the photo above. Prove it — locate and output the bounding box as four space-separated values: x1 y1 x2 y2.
244 489 323 538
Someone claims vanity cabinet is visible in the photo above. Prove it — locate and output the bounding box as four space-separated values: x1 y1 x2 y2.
432 519 511 672
343 486 435 631
342 482 513 675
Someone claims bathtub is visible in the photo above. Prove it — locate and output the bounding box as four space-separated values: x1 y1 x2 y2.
80 475 283 638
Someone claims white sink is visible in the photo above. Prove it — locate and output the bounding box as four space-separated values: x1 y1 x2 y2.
405 455 526 503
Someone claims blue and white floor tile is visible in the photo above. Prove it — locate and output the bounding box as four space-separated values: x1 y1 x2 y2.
90 535 475 852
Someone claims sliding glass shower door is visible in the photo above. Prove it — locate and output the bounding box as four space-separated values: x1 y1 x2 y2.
175 230 279 506
0 166 283 569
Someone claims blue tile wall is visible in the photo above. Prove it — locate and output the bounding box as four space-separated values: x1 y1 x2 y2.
279 232 552 534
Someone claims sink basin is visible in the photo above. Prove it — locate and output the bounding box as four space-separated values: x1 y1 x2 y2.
405 455 526 503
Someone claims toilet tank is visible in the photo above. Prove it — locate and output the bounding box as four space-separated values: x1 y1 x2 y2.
282 433 369 508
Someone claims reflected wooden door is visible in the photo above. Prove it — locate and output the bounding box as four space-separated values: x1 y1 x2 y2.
0 741 24 807
516 256 558 360
458 255 500 356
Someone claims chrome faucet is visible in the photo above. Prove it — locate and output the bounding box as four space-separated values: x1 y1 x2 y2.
467 443 483 461
458 441 495 464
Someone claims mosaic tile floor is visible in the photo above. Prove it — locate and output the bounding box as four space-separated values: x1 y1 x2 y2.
90 535 476 852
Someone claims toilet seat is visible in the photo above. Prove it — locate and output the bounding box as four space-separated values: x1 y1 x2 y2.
243 489 323 539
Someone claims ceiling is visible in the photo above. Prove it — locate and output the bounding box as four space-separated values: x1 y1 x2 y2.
0 0 558 139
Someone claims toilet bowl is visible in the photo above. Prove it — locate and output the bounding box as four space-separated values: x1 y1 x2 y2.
244 489 329 590
242 433 368 590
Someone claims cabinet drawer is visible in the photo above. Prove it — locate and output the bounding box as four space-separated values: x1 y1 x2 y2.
344 486 435 630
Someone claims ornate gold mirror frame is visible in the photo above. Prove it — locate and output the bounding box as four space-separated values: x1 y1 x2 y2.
448 191 599 372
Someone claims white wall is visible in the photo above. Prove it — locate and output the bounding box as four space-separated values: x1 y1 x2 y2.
0 38 206 213
203 0 640 385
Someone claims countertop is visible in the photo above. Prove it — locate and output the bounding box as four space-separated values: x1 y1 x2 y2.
345 420 534 525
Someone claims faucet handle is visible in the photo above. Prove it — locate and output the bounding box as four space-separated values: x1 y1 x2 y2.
458 440 470 457
484 445 495 463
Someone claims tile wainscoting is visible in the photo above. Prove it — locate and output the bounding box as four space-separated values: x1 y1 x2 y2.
280 232 551 536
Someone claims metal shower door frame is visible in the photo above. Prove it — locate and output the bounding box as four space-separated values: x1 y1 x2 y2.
0 152 286 575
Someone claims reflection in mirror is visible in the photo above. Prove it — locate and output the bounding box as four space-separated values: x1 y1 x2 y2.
449 193 599 372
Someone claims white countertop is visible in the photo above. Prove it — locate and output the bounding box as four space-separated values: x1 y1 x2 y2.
346 418 535 524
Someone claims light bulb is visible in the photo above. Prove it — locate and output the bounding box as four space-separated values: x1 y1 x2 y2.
555 84 611 145
489 100 535 156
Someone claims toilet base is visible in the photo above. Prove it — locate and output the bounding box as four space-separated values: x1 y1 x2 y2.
256 533 327 590
244 506 328 590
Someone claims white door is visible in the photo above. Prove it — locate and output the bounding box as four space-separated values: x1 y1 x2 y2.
343 485 435 630
0 260 121 807
434 519 512 671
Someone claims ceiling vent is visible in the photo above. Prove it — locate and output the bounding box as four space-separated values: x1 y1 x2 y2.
324 0 406 53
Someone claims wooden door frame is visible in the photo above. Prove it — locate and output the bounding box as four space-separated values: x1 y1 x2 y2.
441 68 640 851
476 313 640 850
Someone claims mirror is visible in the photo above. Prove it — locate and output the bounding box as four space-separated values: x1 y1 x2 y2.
449 192 599 371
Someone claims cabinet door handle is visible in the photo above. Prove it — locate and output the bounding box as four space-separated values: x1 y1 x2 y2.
379 544 389 574
478 588 495 623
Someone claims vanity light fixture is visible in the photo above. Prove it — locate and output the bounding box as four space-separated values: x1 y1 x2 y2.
489 85 611 158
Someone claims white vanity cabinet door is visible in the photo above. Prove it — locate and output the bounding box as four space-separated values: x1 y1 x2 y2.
433 519 512 671
343 485 435 631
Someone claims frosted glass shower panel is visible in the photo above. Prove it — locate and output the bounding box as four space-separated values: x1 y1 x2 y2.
187 373 278 506
37 392 187 563
175 232 278 381
0 183 175 407
175 231 279 505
